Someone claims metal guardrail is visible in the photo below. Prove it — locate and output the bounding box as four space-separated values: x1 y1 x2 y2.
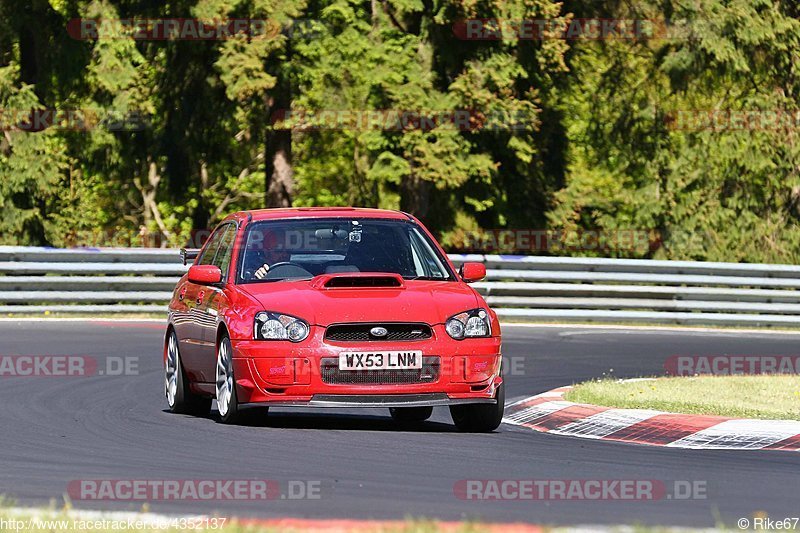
2 246 800 327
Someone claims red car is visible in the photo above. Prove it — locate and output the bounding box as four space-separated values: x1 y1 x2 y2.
164 207 503 431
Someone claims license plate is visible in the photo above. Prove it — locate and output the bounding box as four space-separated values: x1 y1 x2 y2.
338 350 423 370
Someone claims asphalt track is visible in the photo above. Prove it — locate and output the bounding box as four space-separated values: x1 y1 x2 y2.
0 321 798 527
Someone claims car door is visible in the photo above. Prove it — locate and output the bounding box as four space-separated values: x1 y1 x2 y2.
194 222 237 382
179 226 227 382
170 277 193 354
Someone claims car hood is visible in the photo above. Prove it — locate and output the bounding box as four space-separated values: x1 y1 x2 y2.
238 277 480 326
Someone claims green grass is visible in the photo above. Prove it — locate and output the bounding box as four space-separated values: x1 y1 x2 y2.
565 376 800 420
0 505 493 533
0 501 753 532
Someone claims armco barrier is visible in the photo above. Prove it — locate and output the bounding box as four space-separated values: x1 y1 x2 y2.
1 246 799 327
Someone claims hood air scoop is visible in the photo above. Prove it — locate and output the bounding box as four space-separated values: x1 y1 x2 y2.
312 273 405 289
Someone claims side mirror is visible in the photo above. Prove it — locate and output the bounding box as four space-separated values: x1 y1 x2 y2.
459 262 486 283
188 265 222 285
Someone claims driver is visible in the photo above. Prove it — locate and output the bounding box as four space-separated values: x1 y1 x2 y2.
247 228 291 280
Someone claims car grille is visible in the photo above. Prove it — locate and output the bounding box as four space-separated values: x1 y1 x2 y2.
325 323 433 342
320 357 440 385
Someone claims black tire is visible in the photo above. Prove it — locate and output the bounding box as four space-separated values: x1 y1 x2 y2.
165 331 211 416
389 406 433 423
216 335 242 424
449 380 505 433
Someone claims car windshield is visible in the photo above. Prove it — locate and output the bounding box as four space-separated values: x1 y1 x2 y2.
238 218 453 283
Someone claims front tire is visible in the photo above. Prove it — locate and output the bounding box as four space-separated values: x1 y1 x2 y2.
449 380 505 433
164 331 211 415
389 406 433 423
215 334 241 424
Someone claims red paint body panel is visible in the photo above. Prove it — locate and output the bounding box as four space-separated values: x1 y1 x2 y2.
237 279 483 330
166 208 502 407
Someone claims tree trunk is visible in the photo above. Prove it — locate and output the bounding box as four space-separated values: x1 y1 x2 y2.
265 52 293 207
134 160 171 247
265 131 293 207
400 173 430 217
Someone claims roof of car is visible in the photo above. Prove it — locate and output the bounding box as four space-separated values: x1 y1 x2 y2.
227 207 414 222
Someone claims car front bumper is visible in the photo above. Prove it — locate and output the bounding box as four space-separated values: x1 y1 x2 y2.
230 324 502 406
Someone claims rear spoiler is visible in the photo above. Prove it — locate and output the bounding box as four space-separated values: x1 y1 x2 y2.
180 248 200 266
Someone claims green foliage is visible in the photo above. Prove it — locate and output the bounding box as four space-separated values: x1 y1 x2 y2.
0 0 798 263
0 64 68 244
549 0 800 261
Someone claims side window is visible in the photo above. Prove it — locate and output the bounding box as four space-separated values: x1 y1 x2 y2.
409 230 446 278
212 224 237 281
196 227 226 266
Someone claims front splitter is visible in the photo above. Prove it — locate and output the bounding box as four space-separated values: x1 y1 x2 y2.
242 393 496 408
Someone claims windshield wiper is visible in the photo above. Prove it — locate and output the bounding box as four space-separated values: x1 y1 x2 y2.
249 277 313 283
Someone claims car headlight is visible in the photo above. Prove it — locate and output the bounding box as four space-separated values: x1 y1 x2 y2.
445 308 491 340
254 311 310 342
